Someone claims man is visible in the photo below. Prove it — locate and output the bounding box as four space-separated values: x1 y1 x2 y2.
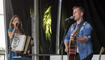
64 6 93 60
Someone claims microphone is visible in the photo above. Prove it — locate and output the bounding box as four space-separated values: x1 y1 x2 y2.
65 16 74 21
16 23 19 27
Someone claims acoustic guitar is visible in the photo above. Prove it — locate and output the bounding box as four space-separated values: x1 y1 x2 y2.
68 33 77 60
99 46 104 60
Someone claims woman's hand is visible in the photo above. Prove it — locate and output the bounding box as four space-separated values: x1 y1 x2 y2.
13 20 19 27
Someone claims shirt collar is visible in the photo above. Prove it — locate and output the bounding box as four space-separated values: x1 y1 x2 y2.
74 19 85 26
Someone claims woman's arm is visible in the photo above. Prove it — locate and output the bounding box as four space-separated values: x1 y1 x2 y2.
8 28 16 40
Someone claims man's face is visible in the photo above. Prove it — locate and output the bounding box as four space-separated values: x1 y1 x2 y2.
73 8 83 21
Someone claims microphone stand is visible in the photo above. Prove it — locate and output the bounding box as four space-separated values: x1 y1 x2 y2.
9 37 13 60
59 40 64 60
9 39 12 60
60 18 71 60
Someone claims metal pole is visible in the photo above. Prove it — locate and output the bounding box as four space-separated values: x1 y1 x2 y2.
32 0 39 60
3 0 10 60
56 0 62 54
4 0 14 60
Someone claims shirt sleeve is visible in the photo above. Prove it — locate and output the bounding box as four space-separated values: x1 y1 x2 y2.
64 26 72 43
8 28 13 32
83 23 93 41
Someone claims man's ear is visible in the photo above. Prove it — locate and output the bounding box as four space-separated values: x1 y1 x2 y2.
81 12 84 16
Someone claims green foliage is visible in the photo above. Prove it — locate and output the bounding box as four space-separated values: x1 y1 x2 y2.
43 6 52 40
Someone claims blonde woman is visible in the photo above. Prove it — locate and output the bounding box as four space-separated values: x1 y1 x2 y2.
8 15 23 60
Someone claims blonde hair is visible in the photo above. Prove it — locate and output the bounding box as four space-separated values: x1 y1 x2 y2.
9 15 23 32
72 6 84 13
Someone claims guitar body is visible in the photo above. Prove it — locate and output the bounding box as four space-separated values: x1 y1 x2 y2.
68 54 75 60
68 41 77 60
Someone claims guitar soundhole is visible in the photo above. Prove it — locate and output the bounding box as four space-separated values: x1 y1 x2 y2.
69 54 75 60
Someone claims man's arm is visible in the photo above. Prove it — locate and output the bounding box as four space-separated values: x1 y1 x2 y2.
64 42 69 52
64 25 73 53
76 37 87 43
77 23 93 43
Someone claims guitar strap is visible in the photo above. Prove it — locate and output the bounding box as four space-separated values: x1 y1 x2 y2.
73 20 85 38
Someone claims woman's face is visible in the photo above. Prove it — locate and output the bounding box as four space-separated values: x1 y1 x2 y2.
12 17 20 25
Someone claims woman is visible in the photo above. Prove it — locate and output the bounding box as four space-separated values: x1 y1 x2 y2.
8 15 23 60
8 15 23 39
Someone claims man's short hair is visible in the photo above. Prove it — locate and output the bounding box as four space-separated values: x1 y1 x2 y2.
72 6 84 13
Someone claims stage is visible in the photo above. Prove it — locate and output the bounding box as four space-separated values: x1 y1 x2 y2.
50 55 105 60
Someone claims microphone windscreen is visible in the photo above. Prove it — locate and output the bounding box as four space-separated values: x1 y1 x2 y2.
69 16 74 19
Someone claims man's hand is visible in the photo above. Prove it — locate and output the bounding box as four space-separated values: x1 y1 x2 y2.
65 47 68 53
70 34 75 41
